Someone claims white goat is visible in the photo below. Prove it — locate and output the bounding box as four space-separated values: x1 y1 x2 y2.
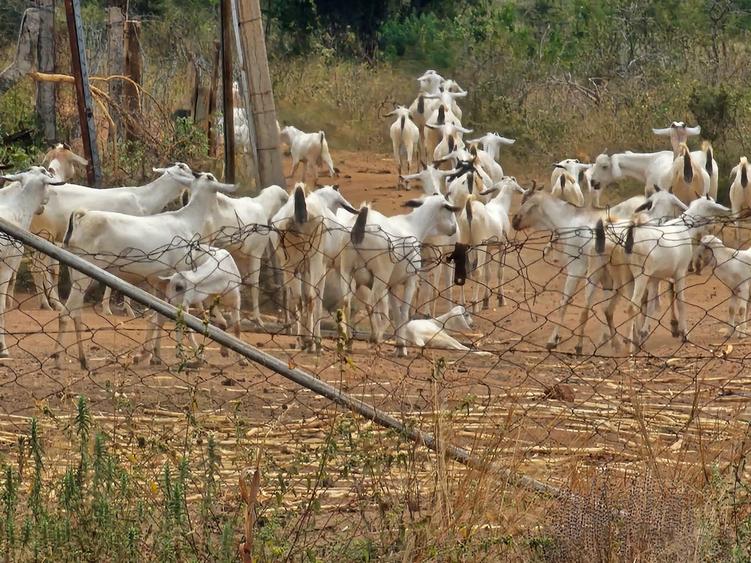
404 305 476 351
29 163 195 314
0 167 63 356
341 194 460 356
511 188 653 350
42 143 88 182
577 188 690 354
429 122 473 163
202 185 289 326
161 247 245 359
269 184 358 353
400 164 456 195
456 177 524 311
466 132 515 162
551 159 593 207
56 172 237 369
693 234 751 335
590 144 718 202
619 196 732 348
729 156 751 240
652 121 702 158
386 106 420 185
279 125 337 186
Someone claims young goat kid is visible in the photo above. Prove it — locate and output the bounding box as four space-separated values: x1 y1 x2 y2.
161 247 246 361
279 125 338 186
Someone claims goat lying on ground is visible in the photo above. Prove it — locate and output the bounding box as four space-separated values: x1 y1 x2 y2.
404 305 488 354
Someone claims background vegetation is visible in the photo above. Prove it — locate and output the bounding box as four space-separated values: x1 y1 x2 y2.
2 0 751 196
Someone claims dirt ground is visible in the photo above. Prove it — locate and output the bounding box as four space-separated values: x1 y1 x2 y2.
0 149 749 534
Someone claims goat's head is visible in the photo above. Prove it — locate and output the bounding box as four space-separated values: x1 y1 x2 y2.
643 186 688 219
313 185 358 214
153 162 195 185
402 194 460 238
511 181 548 231
190 172 236 196
590 153 621 190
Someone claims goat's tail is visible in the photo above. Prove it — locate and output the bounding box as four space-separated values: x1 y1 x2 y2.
400 115 405 133
743 163 749 188
467 170 474 194
465 199 473 234
594 218 605 254
703 141 714 178
351 206 369 245
293 185 307 225
682 145 694 184
319 131 337 176
417 95 424 115
64 209 86 246
624 224 635 254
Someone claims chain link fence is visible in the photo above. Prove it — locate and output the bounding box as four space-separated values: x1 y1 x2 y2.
0 202 746 559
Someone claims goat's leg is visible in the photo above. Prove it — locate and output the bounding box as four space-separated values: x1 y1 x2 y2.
30 252 54 310
548 264 585 350
673 276 688 341
395 278 419 357
287 157 301 180
575 279 599 356
0 256 20 357
55 269 94 370
628 275 650 352
497 248 506 306
101 286 114 316
369 277 390 344
46 257 62 310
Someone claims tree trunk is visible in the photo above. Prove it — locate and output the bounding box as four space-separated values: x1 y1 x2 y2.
107 3 126 140
35 0 56 144
124 19 142 143
235 0 285 189
0 9 40 95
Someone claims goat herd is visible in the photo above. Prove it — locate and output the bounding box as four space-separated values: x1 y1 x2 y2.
1 70 750 370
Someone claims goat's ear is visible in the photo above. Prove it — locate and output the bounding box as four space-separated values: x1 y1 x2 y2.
158 275 172 282
192 171 201 178
652 127 672 136
331 184 340 191
425 123 439 130
62 142 71 150
340 202 358 214
402 199 424 208
443 203 462 212
653 184 661 192
686 125 701 136
634 200 653 213
385 110 396 117
479 187 499 197
48 179 66 186
553 163 565 169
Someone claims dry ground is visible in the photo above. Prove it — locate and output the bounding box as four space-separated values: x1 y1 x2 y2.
0 148 748 542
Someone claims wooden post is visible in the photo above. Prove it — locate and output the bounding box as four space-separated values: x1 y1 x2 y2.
124 19 142 143
220 0 235 183
63 0 102 187
208 41 221 157
235 0 285 189
230 0 261 190
35 0 56 144
0 9 40 95
106 2 126 140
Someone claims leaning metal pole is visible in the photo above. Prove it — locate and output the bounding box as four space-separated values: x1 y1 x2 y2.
0 217 561 499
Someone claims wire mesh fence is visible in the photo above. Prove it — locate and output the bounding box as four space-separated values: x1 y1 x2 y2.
0 201 748 559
